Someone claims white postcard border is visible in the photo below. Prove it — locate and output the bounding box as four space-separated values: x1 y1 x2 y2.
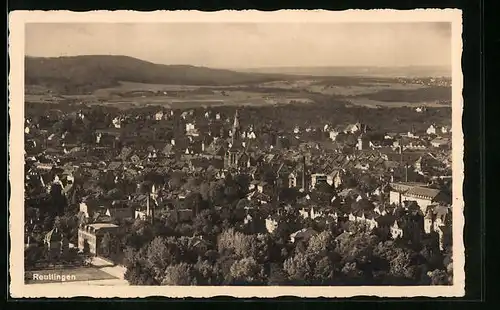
9 9 464 298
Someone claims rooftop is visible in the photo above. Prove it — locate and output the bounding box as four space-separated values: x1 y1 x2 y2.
87 223 119 230
390 182 442 199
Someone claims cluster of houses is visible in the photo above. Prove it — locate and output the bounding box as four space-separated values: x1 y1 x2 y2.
25 107 453 259
263 180 451 250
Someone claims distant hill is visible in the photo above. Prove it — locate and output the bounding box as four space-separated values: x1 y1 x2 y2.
25 55 294 94
238 66 452 78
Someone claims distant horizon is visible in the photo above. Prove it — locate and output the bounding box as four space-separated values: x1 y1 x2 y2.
25 23 452 69
25 54 451 71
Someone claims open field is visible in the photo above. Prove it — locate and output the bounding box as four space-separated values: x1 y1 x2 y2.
25 77 451 109
24 55 452 109
346 98 451 108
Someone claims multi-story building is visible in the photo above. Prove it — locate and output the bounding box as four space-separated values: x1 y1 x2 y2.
389 182 449 213
78 223 120 256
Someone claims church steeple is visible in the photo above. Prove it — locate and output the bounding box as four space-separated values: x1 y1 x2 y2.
225 109 244 169
230 109 242 148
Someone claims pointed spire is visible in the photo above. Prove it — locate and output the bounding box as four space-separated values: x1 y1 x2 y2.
233 109 240 131
230 109 242 149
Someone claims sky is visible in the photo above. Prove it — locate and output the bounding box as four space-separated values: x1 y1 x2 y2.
25 22 452 69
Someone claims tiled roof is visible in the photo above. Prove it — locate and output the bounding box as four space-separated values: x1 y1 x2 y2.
405 186 441 200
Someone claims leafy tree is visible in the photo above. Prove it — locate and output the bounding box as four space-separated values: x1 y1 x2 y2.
168 173 184 190
217 228 256 259
100 232 120 260
193 259 222 285
229 257 266 285
388 248 419 281
278 187 301 203
373 240 423 284
254 233 274 265
340 261 365 284
199 183 211 201
25 244 47 270
268 263 288 286
125 260 159 285
306 231 336 258
223 174 239 203
235 198 250 210
283 252 315 285
193 209 219 237
175 223 194 237
428 269 450 285
49 183 68 216
184 192 206 216
209 181 225 206
272 209 302 243
234 174 251 197
420 235 444 270
162 263 194 285
99 233 112 257
145 236 177 282
313 256 337 285
138 181 153 194
54 213 79 244
183 177 201 192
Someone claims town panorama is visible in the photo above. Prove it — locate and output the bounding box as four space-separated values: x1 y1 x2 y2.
23 22 454 287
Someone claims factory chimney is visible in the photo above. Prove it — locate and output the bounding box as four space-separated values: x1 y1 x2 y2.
302 155 307 191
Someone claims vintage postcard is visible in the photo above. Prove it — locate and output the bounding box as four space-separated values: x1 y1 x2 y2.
9 9 464 298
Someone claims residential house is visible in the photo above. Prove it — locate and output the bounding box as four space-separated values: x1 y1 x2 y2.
329 130 339 141
186 123 200 137
299 205 327 220
356 211 379 231
170 208 194 222
79 197 100 219
247 131 257 140
112 117 122 129
246 190 271 205
265 216 279 233
356 134 372 151
155 110 164 121
426 124 437 135
424 204 451 250
130 154 141 165
105 201 133 221
430 138 450 148
390 220 404 239
310 173 328 190
344 122 369 134
288 172 302 189
374 203 388 216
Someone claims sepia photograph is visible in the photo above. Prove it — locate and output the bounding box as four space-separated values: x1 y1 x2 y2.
9 10 464 298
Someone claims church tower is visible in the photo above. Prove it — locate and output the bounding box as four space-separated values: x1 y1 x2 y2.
231 109 241 147
225 110 243 169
